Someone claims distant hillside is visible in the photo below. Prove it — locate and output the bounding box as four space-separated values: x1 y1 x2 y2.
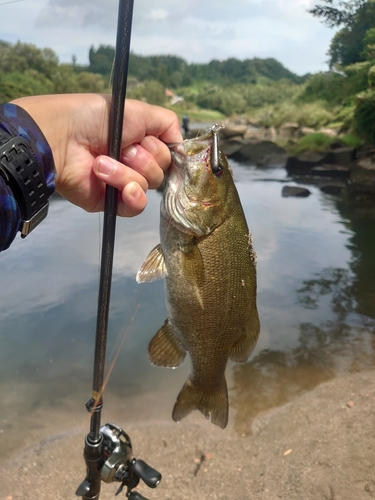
89 45 307 87
186 57 306 85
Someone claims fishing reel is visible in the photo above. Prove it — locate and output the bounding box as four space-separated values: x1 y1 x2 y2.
76 422 161 499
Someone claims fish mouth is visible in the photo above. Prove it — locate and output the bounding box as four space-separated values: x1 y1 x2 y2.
164 124 224 175
162 126 225 236
162 125 226 235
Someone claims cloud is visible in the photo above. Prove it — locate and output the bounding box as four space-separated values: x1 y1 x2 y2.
35 0 117 29
1 0 333 74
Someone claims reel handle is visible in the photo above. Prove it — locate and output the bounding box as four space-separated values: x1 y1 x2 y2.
133 459 161 489
128 491 151 500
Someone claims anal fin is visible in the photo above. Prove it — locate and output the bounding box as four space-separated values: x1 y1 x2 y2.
148 318 186 368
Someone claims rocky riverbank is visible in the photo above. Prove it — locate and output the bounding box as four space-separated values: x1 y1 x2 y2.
188 120 375 198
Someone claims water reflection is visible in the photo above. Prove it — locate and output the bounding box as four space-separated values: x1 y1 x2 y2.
336 194 375 319
1 160 375 456
231 184 375 435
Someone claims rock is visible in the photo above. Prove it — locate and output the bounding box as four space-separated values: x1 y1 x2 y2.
230 117 248 125
286 152 325 174
231 139 287 166
311 164 350 178
318 127 339 138
350 154 375 194
286 147 355 174
221 125 247 138
298 127 315 137
264 126 277 142
322 147 356 166
220 139 245 157
329 140 347 150
243 127 265 140
282 186 311 197
278 122 299 139
320 185 343 195
185 127 202 139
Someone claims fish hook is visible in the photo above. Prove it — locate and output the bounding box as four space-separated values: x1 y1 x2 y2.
210 124 224 176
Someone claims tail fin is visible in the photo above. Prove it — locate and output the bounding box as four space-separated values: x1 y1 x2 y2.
172 377 228 429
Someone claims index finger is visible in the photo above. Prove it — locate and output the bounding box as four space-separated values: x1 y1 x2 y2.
122 99 183 145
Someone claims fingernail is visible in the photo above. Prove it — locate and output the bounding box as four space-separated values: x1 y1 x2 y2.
129 182 141 199
98 157 115 176
122 145 138 162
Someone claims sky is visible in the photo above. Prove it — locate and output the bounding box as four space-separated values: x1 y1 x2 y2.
0 0 335 76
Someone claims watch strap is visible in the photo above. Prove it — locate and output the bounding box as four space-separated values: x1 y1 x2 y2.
0 103 56 196
0 129 49 237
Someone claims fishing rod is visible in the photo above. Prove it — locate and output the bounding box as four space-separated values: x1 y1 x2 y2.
75 1 161 498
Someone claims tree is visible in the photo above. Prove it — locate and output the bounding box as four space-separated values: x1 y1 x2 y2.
309 1 375 67
88 45 115 75
127 80 165 106
0 41 59 78
354 89 375 142
309 0 366 28
362 26 375 59
0 70 53 101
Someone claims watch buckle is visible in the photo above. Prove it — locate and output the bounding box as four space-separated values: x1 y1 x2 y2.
20 202 49 238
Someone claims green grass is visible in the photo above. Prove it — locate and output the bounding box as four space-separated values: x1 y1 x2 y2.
166 104 225 123
292 133 335 155
340 132 363 148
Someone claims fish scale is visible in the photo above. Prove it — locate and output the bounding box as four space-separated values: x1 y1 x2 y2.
136 126 260 428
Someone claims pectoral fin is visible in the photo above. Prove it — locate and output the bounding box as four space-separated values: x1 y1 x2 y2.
230 307 260 363
136 244 167 283
148 318 187 367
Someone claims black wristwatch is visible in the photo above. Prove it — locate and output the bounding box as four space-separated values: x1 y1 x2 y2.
0 129 49 237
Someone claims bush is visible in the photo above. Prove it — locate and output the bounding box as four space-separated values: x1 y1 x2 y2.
196 85 247 116
250 101 334 128
292 133 335 155
0 70 53 100
244 81 302 108
354 90 375 143
127 80 165 106
299 72 349 105
340 132 362 148
52 66 107 93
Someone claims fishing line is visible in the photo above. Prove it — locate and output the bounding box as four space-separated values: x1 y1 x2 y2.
92 43 143 404
106 286 144 359
90 299 142 417
87 297 142 417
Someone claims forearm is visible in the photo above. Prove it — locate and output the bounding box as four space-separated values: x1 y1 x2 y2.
0 93 181 250
0 101 56 250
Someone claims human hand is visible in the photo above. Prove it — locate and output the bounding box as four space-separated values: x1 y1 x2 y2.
11 94 183 217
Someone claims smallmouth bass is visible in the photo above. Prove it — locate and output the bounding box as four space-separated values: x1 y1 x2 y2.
136 125 260 428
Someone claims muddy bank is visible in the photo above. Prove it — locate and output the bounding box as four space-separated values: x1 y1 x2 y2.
1 370 375 500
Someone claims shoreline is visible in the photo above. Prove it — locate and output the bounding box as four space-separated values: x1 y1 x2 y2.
1 369 375 500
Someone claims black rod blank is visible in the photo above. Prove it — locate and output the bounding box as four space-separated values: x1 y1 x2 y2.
90 0 135 444
78 2 135 499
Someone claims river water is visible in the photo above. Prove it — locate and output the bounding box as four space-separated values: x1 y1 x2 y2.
0 159 374 456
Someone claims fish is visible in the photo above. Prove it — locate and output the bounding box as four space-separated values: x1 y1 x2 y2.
136 125 260 429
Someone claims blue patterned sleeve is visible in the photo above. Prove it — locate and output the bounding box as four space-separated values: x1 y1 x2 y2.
0 103 56 251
